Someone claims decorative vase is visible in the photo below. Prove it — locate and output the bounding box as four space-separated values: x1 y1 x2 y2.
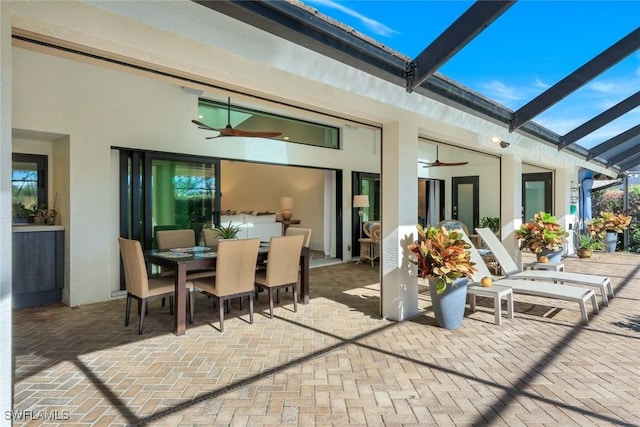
605 232 617 253
429 277 468 330
536 248 562 263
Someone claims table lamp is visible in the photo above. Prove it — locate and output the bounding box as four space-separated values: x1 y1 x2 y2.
280 196 294 220
353 195 369 239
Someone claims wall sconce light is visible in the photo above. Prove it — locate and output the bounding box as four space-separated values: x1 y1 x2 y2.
492 136 510 148
280 196 294 220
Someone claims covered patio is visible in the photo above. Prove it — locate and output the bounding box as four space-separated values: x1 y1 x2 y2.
13 254 640 425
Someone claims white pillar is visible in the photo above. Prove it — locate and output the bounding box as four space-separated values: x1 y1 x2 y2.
381 118 419 321
500 154 522 263
0 2 14 423
556 166 577 255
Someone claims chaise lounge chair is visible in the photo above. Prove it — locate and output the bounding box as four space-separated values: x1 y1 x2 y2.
475 228 614 306
460 232 599 325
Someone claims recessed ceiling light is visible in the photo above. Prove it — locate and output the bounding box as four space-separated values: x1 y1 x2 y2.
283 136 290 140
198 115 203 119
491 136 501 143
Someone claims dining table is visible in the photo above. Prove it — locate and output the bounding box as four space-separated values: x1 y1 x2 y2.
144 242 311 335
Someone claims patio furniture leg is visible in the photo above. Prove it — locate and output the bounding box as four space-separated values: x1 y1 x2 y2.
268 288 274 319
506 291 514 320
605 279 614 298
249 296 254 324
591 292 599 314
493 294 502 326
219 297 225 332
139 300 147 335
292 285 297 313
125 294 132 327
189 291 195 324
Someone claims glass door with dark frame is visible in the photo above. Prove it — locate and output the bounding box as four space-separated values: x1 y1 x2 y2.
452 176 479 233
522 172 553 221
352 172 380 257
119 150 220 287
149 158 217 248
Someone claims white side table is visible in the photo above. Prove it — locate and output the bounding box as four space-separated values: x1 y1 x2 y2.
522 261 565 272
467 284 514 326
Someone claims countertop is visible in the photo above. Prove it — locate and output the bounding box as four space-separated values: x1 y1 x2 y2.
12 225 65 232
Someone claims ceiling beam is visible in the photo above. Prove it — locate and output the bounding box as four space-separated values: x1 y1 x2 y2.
605 137 640 167
587 124 640 160
510 27 640 132
405 0 514 93
614 151 640 172
558 90 640 150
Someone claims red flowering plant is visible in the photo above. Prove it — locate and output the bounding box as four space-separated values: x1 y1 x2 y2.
408 224 477 295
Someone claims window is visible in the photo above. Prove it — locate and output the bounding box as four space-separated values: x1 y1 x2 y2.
12 153 48 223
198 99 340 149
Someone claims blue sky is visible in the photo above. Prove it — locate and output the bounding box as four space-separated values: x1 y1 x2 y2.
304 1 640 150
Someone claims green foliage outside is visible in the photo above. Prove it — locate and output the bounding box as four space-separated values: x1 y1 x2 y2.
591 185 640 252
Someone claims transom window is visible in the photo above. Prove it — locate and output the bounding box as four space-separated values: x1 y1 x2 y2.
198 99 340 149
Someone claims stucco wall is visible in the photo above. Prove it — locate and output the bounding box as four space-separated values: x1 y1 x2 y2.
12 47 380 305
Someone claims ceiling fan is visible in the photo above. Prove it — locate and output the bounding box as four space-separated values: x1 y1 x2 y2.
419 146 469 167
192 97 282 139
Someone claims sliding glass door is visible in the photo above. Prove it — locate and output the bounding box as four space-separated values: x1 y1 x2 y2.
149 158 217 247
522 172 552 221
119 150 220 287
352 172 380 257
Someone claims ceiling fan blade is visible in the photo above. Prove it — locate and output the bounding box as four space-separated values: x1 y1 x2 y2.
422 160 469 167
192 98 282 139
191 119 219 131
219 127 282 138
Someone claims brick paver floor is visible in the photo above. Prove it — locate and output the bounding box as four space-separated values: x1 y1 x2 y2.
11 252 640 426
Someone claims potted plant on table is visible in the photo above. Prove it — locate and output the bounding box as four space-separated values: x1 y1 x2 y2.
575 234 605 258
408 224 477 329
587 211 631 253
213 221 242 239
515 212 569 263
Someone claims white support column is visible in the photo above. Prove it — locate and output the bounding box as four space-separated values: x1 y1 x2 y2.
381 118 419 321
0 2 13 423
500 154 522 263
556 166 577 255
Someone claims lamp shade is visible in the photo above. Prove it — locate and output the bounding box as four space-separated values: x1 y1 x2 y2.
353 195 369 208
280 196 294 210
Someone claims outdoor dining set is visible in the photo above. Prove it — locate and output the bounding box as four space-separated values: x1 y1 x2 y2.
118 227 312 335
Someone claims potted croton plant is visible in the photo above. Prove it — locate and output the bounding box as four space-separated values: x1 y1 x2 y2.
408 224 477 330
516 212 569 263
587 211 631 253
